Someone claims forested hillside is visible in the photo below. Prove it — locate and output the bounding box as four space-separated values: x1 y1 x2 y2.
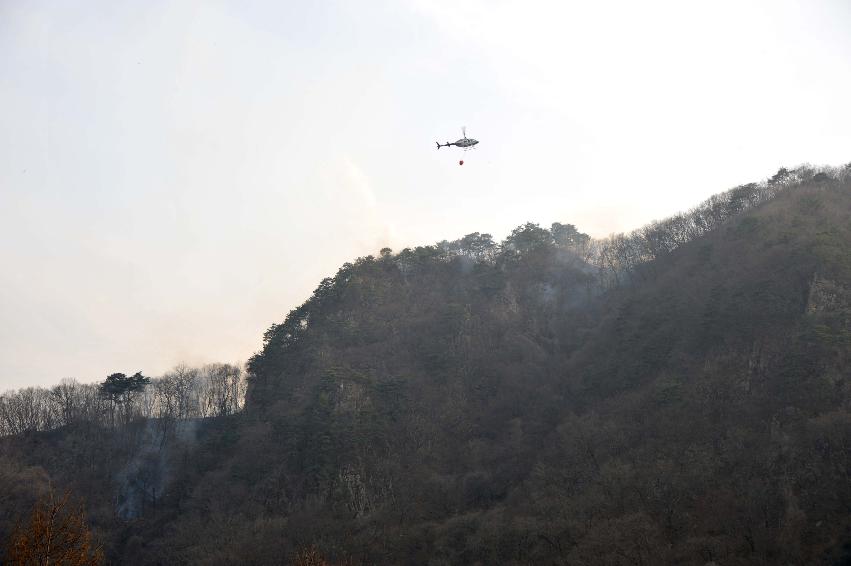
2 164 851 565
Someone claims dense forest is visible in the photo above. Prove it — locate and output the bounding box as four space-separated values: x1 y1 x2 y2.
2 164 851 565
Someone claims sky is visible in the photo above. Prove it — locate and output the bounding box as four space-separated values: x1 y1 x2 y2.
2 0 850 389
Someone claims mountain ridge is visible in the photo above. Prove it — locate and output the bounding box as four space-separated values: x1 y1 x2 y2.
2 163 851 565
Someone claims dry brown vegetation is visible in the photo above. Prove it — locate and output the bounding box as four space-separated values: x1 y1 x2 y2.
6 491 103 566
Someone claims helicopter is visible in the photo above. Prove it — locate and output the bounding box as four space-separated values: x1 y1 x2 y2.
436 127 479 150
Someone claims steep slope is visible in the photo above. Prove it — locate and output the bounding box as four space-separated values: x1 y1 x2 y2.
515 179 851 565
151 169 850 565
2 166 850 565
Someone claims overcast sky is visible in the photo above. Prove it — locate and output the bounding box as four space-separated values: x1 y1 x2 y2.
2 0 850 389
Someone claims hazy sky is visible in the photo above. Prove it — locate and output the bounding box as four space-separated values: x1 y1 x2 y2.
2 0 850 389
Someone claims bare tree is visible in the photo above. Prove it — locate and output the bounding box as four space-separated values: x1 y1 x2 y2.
49 379 84 427
5 490 103 565
200 363 245 417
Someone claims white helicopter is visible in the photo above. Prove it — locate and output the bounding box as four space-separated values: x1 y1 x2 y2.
436 127 479 150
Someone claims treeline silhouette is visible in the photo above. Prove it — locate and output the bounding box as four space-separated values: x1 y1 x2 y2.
0 363 246 437
429 165 844 288
252 163 848 376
